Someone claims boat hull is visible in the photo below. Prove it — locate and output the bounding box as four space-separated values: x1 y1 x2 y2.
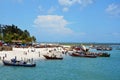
43 55 63 60
2 60 36 67
97 53 110 57
70 53 97 58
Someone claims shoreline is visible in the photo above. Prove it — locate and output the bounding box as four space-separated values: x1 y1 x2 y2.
0 47 65 63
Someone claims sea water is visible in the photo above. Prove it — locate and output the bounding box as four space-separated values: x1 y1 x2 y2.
0 47 120 80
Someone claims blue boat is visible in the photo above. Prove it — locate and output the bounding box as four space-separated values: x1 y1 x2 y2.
2 59 36 67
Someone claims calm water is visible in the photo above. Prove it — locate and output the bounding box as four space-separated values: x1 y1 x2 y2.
0 47 120 80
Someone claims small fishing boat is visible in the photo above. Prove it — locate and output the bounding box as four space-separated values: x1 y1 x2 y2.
43 55 63 60
97 52 110 57
2 59 36 67
70 53 97 58
96 46 112 51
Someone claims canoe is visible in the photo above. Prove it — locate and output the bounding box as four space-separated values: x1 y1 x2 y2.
43 55 63 60
2 60 36 67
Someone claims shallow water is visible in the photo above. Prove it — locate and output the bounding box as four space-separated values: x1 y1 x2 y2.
0 48 120 80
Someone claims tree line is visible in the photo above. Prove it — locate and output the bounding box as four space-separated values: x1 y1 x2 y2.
0 24 36 44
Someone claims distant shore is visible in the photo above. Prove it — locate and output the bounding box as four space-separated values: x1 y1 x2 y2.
59 42 120 45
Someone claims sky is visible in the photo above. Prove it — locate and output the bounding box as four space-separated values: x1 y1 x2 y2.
0 0 120 43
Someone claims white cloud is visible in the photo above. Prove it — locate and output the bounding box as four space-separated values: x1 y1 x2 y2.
34 15 73 35
33 15 88 42
58 0 94 11
106 3 120 16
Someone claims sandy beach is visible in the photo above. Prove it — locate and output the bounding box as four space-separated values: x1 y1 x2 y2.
0 47 65 63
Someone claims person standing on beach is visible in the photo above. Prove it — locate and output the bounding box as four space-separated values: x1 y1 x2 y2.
38 52 40 57
5 54 7 58
3 56 5 60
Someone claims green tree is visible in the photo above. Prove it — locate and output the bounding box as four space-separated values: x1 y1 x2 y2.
0 35 2 40
4 33 12 43
31 36 36 42
1 24 36 43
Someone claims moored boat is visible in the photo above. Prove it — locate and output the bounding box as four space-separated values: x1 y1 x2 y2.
43 55 63 60
96 46 112 51
2 59 36 67
97 52 110 57
70 53 97 58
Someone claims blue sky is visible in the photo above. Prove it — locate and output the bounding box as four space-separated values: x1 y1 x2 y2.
0 0 120 43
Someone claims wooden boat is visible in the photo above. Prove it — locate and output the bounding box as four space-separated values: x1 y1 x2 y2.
97 52 110 57
70 53 97 58
2 60 36 67
73 45 89 52
43 55 63 60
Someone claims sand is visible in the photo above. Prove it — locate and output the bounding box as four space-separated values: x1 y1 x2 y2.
0 47 65 63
